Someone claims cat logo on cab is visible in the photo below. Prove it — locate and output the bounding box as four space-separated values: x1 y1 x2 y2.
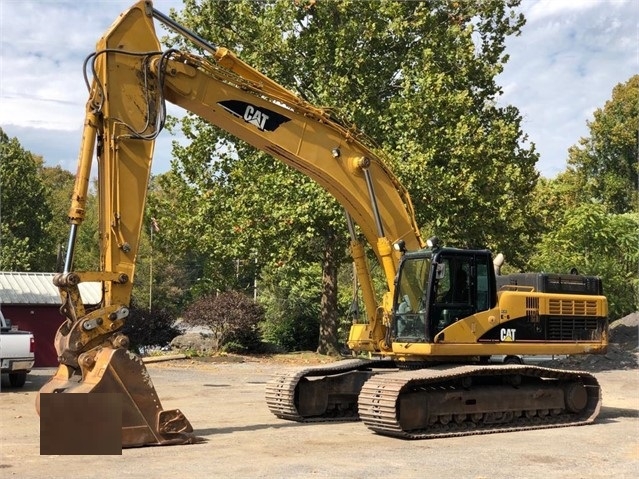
500 328 516 341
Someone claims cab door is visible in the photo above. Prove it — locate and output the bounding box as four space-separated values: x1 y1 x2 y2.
429 251 496 336
429 253 475 334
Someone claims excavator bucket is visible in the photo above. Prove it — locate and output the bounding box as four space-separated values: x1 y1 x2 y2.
37 347 195 448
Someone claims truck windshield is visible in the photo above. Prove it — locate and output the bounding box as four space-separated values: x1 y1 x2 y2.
394 256 431 342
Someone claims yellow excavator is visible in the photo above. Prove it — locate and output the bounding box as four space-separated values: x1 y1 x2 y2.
37 1 608 446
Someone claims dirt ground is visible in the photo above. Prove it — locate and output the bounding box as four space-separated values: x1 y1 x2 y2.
1 353 637 479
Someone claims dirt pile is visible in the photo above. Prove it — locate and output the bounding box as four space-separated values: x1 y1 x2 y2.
539 312 638 372
609 311 639 349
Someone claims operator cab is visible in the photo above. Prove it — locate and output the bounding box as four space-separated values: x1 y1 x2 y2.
392 245 497 343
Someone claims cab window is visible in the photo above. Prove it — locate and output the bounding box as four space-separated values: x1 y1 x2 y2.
394 257 430 341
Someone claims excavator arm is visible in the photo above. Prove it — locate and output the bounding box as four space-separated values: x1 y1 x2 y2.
37 0 424 447
68 0 423 335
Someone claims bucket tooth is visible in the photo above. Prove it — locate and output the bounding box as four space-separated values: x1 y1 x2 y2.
37 347 195 447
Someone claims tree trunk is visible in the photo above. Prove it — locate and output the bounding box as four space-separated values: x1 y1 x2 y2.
316 232 339 356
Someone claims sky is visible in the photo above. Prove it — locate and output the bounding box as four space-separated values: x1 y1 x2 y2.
0 0 637 179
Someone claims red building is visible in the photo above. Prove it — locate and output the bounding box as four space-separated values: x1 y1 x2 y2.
0 272 101 367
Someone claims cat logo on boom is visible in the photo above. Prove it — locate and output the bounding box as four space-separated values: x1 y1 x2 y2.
244 105 269 130
218 100 291 132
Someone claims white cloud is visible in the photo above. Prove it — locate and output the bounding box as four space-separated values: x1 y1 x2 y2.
497 0 637 176
1 0 637 179
0 0 183 173
525 0 604 22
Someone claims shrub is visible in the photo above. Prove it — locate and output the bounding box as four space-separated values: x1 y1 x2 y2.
122 305 180 353
182 290 264 353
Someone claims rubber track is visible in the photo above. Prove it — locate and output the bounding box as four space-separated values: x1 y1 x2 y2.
265 359 391 422
358 364 602 439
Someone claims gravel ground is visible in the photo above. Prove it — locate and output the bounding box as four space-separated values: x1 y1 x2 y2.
1 353 638 479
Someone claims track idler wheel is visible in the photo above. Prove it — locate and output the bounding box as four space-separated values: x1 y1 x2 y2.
564 382 588 413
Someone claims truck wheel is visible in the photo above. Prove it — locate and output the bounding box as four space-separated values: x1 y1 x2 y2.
9 372 27 387
503 355 523 365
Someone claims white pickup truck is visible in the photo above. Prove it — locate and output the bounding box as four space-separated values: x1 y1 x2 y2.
0 310 35 387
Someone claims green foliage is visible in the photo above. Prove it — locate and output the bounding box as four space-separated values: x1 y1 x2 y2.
132 197 199 316
373 4 538 266
0 128 56 270
133 249 200 317
146 172 236 298
122 304 181 353
38 166 75 270
36 164 100 273
530 172 582 232
68 185 100 272
0 226 31 270
258 261 321 352
567 75 639 214
182 290 264 352
528 204 638 320
292 1 537 267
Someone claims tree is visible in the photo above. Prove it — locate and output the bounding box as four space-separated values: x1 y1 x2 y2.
530 172 581 230
567 75 639 214
182 290 264 353
259 261 321 352
165 0 537 353
39 166 75 271
529 204 638 320
143 171 230 314
371 2 539 264
0 128 55 270
268 0 538 264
